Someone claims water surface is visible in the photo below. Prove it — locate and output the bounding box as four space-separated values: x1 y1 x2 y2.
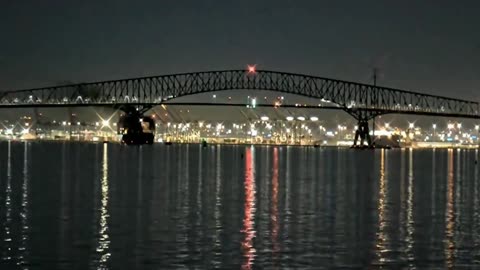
0 141 479 269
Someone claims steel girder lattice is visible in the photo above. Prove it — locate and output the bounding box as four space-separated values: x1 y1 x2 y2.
0 69 478 119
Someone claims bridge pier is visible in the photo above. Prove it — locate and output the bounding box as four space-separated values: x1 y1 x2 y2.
353 120 372 147
117 105 155 145
347 109 384 148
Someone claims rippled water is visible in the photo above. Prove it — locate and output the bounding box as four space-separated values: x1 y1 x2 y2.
0 141 479 269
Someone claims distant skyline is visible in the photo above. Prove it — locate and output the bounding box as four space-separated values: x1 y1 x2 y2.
1 1 479 101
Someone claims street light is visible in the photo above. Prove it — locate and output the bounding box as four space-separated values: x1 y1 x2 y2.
433 124 437 141
251 97 257 108
409 122 414 129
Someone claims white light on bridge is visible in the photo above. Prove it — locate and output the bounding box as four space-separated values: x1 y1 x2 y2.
297 116 305 121
286 116 294 121
102 120 110 127
409 122 415 129
260 116 269 121
251 98 257 108
475 125 479 130
310 116 319 121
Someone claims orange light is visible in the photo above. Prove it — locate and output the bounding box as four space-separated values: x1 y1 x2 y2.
247 64 257 74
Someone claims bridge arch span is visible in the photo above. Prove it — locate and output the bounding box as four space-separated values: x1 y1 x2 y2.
0 69 478 120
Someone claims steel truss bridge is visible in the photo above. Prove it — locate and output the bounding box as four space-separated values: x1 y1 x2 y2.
1 69 478 145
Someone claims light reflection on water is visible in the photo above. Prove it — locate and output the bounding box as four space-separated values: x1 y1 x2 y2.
241 147 256 270
445 149 455 269
0 142 479 269
2 142 12 262
95 143 110 268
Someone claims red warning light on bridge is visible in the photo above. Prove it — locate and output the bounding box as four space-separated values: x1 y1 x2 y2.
247 64 257 74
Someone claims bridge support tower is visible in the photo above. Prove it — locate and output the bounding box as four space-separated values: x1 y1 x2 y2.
347 109 384 148
353 120 372 147
116 105 155 145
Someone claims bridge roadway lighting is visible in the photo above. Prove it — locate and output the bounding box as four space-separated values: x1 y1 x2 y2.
475 125 479 131
385 123 390 128
102 120 110 127
409 122 414 129
286 116 294 121
297 116 305 121
260 116 269 121
447 123 454 129
310 116 319 122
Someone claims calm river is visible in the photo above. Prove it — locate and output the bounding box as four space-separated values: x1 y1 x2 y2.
0 141 479 269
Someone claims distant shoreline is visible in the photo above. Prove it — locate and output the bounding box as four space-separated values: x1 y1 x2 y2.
1 138 478 150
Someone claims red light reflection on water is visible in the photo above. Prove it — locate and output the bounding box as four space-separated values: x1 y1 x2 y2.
241 148 256 270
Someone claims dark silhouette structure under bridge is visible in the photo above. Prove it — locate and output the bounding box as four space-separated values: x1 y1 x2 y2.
1 69 478 146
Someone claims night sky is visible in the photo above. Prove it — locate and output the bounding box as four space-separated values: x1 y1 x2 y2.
1 1 479 100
